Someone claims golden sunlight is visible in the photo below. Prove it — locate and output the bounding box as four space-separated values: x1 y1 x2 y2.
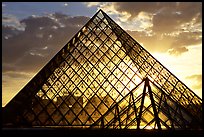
151 44 202 98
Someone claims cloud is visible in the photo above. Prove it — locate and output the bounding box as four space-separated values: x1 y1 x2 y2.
186 74 202 90
2 14 26 31
84 2 102 7
155 3 200 31
2 25 23 39
2 12 90 74
171 31 201 47
168 46 188 56
63 3 68 7
88 2 202 38
108 2 201 26
106 2 202 55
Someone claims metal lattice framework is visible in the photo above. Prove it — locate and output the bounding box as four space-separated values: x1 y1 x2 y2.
3 9 202 129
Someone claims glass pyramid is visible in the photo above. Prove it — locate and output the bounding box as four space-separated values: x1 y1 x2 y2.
3 9 202 130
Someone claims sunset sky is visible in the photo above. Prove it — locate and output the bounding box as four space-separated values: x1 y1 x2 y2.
2 2 202 107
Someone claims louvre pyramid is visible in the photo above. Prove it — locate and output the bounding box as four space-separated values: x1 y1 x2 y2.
3 9 202 129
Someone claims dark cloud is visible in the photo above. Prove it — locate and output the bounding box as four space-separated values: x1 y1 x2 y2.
21 16 58 32
170 32 201 48
2 12 90 74
105 2 202 55
168 46 188 56
127 30 201 54
152 3 201 33
2 25 23 37
114 2 201 29
113 2 161 18
2 14 25 31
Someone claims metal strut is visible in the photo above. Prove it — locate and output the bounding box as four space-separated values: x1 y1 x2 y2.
137 78 147 129
146 78 162 130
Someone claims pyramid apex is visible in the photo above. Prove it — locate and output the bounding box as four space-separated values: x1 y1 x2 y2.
98 9 103 12
97 9 105 15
